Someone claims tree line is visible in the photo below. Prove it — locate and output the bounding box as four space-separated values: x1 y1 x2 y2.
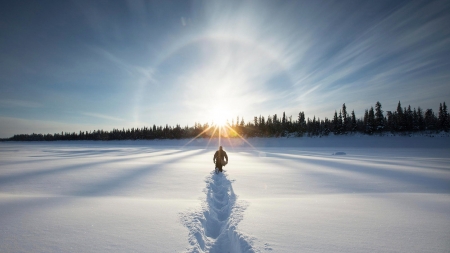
7 101 449 141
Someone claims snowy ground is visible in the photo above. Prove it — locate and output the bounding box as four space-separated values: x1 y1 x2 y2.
1 136 449 252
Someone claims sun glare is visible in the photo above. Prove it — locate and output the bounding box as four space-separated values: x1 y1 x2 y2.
210 106 229 127
213 113 227 127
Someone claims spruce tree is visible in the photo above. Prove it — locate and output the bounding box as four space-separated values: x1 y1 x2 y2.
333 111 339 135
396 101 404 131
425 109 436 131
351 110 357 132
439 102 449 131
374 101 384 132
342 103 348 134
406 105 413 131
297 112 306 136
363 109 369 131
367 107 375 134
417 107 424 131
444 102 449 131
412 108 419 131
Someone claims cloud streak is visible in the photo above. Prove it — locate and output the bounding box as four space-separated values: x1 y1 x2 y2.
0 99 42 109
80 112 124 122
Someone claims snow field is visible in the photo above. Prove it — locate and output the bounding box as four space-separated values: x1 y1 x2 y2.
1 136 450 252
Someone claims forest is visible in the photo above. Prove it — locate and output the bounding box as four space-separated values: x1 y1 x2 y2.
6 101 449 141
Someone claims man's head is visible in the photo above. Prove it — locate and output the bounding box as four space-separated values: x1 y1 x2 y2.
219 146 223 150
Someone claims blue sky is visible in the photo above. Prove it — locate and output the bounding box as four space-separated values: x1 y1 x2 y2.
0 0 449 137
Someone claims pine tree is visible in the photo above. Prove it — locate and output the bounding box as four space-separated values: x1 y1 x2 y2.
417 107 424 131
333 111 339 135
405 105 413 131
439 102 449 131
260 116 266 132
374 101 384 132
342 103 348 134
396 101 404 131
385 111 392 132
367 107 375 134
444 102 449 131
351 110 357 132
312 116 317 136
363 109 369 130
412 108 419 131
297 112 306 136
425 109 436 131
323 118 331 136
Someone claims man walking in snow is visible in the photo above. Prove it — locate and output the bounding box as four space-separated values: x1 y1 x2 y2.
213 146 228 173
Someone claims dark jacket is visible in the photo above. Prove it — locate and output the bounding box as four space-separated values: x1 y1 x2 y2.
213 149 228 163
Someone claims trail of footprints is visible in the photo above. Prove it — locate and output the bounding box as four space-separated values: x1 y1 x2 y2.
183 171 256 253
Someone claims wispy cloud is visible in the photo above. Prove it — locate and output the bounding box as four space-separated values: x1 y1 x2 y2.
81 112 123 122
0 99 42 108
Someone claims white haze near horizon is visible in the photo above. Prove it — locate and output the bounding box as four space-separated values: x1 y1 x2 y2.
0 0 449 138
0 136 449 252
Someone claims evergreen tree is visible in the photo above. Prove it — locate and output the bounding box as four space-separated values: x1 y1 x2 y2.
444 102 449 131
312 116 318 136
322 118 331 136
396 101 404 131
439 102 449 131
297 112 306 136
367 107 375 134
405 105 413 131
342 103 348 134
412 108 419 131
374 101 384 132
259 115 266 134
363 109 369 131
333 111 339 135
417 107 425 131
424 109 437 131
385 111 394 132
281 112 287 136
351 110 357 132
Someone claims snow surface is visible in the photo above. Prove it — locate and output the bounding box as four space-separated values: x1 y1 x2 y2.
1 136 450 252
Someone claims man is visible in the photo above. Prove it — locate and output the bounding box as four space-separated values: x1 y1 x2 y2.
213 146 228 173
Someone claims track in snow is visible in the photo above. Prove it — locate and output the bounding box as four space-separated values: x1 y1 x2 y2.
181 171 257 253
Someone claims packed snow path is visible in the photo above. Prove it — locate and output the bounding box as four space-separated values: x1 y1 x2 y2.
181 171 256 253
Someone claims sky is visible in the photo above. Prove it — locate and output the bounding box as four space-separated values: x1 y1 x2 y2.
0 0 449 138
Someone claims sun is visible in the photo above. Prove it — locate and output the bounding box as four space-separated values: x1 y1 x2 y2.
214 116 227 127
212 111 228 127
210 105 230 127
